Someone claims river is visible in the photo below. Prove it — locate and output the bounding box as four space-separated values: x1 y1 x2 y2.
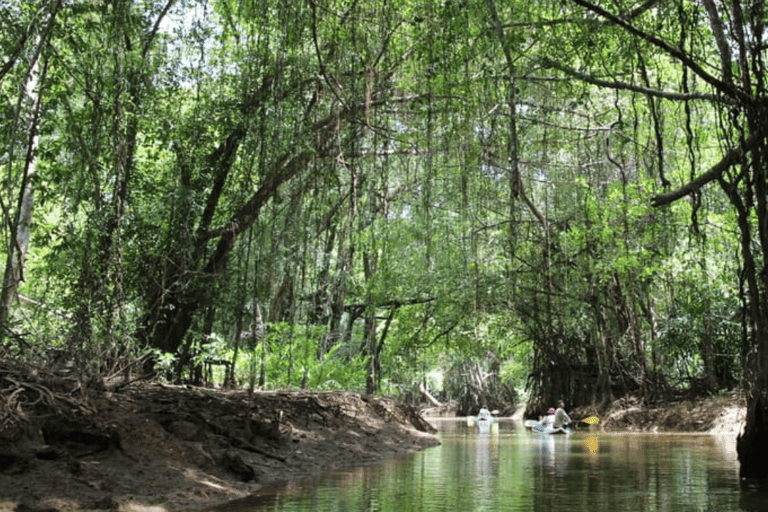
210 418 768 511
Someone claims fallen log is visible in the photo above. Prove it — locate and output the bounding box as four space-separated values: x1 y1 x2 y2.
418 383 442 407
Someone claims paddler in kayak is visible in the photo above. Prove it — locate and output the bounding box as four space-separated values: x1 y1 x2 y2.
477 406 493 422
541 408 556 426
554 400 572 429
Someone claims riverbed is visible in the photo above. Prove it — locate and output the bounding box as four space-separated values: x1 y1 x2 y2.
207 418 768 512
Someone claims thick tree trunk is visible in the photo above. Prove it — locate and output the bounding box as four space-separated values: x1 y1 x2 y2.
140 70 345 361
737 388 768 483
722 202 768 483
737 268 768 481
734 107 768 482
729 133 768 484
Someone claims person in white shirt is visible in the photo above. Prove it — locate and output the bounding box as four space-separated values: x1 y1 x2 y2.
554 400 571 428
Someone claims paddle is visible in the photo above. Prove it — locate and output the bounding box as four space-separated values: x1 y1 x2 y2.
578 416 599 425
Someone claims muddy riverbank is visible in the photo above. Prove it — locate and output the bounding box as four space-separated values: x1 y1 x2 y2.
576 393 746 434
0 381 438 512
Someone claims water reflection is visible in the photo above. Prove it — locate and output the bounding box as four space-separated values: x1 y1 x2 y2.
208 420 764 512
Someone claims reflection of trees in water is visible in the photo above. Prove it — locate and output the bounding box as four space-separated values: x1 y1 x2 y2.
533 435 571 476
474 429 499 477
532 434 572 511
227 429 743 512
470 428 500 508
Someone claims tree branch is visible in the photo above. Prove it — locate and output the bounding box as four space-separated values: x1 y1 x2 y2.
701 0 733 86
343 296 437 311
567 0 748 103
0 0 60 84
143 0 177 57
651 129 763 207
203 149 316 276
542 58 737 106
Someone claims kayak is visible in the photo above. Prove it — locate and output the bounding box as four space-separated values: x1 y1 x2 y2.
467 413 494 426
477 418 500 434
530 421 572 435
476 414 494 432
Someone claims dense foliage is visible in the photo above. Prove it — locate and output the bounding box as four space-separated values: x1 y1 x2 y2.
3 0 768 480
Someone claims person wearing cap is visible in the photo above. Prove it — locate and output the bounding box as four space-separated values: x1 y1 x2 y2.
542 407 556 426
554 400 571 428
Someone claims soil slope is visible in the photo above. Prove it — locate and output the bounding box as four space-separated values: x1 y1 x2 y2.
572 393 746 434
0 382 439 512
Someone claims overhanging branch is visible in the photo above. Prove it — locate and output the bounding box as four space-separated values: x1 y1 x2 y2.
344 296 437 311
651 130 762 207
568 0 748 103
542 58 737 106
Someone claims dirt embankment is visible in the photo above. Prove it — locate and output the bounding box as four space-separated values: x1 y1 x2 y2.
572 392 746 434
0 381 439 512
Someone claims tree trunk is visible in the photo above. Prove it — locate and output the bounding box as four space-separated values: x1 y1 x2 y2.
141 149 315 357
419 382 443 407
363 250 378 395
735 177 768 482
737 388 768 482
0 16 50 341
140 70 346 361
717 117 768 483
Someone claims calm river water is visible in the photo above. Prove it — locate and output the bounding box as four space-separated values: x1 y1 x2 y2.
212 419 768 512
